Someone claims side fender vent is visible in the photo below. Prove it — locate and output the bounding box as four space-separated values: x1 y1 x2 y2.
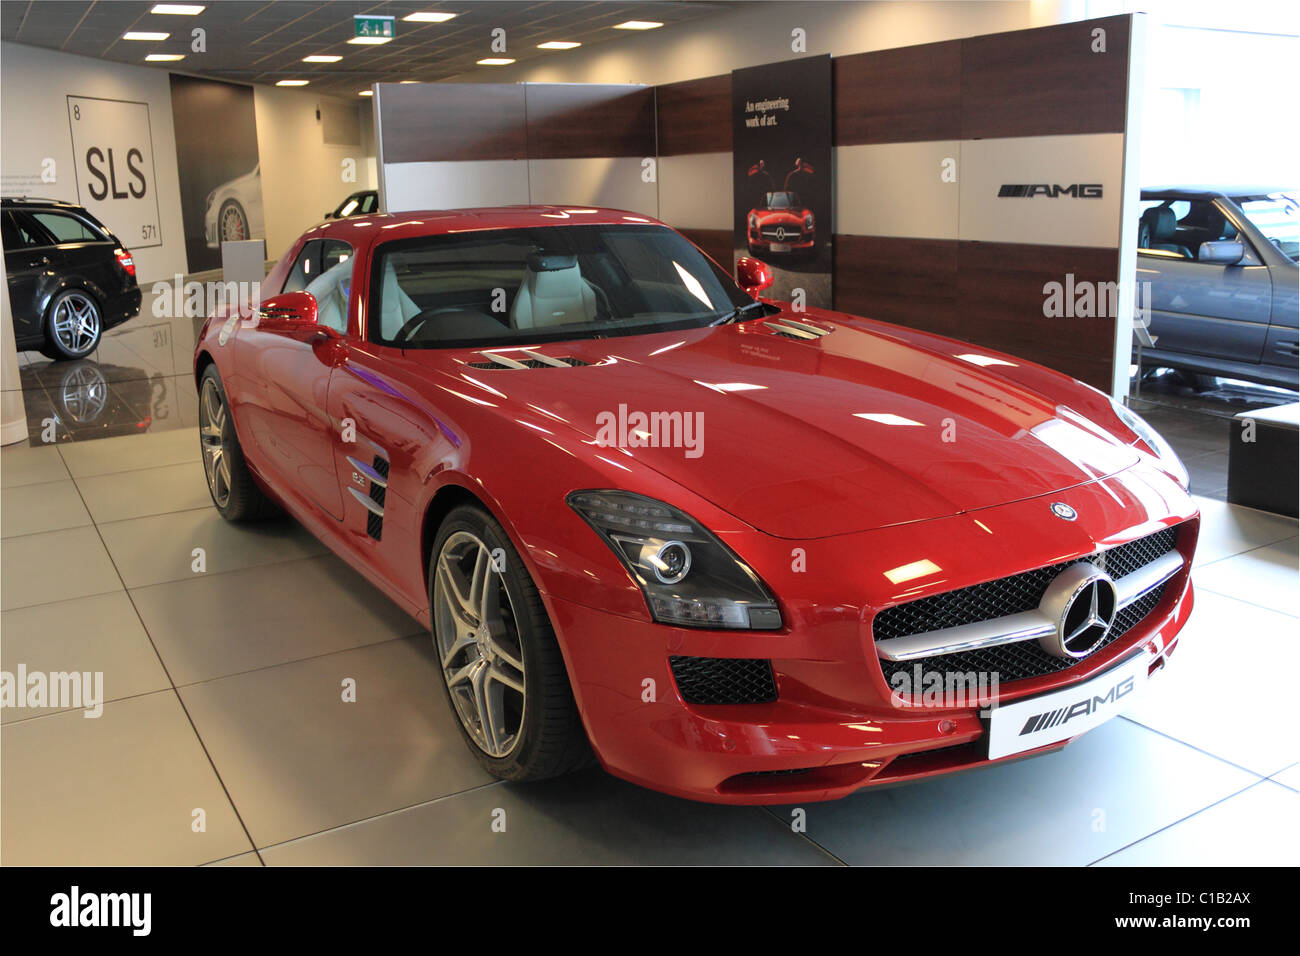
347 452 389 541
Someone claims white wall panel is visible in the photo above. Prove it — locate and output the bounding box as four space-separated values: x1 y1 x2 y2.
526 157 659 217
0 41 187 281
382 160 530 213
657 152 732 230
958 133 1124 247
834 141 960 239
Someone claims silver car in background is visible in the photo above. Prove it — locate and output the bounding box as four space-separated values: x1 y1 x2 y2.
1136 186 1298 390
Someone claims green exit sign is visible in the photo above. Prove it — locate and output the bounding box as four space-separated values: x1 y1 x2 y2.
354 15 395 40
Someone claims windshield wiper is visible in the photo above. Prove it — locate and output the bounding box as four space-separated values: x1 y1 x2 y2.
711 301 767 326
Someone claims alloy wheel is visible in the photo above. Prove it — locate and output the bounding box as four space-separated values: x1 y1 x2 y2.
199 377 232 508
220 203 248 241
433 531 527 758
51 292 100 355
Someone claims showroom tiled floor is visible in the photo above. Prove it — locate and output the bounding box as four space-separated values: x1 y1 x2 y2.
1 423 1296 865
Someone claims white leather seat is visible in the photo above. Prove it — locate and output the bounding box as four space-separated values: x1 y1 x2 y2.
303 258 352 332
379 260 422 339
511 257 597 330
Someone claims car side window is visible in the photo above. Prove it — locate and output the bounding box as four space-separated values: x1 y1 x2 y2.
3 211 51 249
307 239 354 333
30 211 100 243
283 240 321 293
1138 198 1239 262
361 193 378 213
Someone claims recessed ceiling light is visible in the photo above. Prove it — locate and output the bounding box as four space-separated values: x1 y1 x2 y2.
150 3 204 13
122 31 170 41
403 12 456 22
276 79 309 87
359 90 373 96
537 41 581 50
302 54 342 63
145 53 186 61
347 36 392 45
399 80 418 84
476 58 516 66
614 20 663 30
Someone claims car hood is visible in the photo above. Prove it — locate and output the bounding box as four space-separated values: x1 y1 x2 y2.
753 209 807 222
434 313 1139 539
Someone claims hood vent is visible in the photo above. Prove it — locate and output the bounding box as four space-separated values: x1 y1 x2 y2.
469 350 591 370
762 319 832 340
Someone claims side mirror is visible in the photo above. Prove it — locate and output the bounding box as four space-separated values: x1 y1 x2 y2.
1198 240 1244 265
736 256 774 296
257 290 319 330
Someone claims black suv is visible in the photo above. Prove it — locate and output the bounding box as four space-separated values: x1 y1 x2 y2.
2 197 142 359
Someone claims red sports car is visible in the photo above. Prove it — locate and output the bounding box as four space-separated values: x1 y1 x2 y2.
747 191 816 256
194 207 1198 804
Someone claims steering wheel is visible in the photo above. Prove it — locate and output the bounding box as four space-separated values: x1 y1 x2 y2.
391 312 431 346
392 306 477 345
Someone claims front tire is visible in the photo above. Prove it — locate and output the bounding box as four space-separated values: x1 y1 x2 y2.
198 365 277 521
43 289 102 360
430 504 591 781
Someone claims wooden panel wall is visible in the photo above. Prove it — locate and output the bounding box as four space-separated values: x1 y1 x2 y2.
655 74 732 155
378 83 527 163
524 84 656 159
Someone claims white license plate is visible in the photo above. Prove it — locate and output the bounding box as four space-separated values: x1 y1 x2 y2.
986 652 1149 760
768 242 791 253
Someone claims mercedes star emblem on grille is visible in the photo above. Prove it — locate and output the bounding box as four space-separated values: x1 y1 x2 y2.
774 227 786 240
1051 502 1077 520
1037 562 1119 659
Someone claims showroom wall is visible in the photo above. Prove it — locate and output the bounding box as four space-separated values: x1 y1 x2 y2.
374 81 657 217
448 0 1036 87
0 40 189 281
0 41 376 278
255 85 377 262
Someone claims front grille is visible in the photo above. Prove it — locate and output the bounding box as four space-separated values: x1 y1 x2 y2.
759 226 804 240
874 525 1180 688
874 527 1178 644
878 582 1166 687
669 656 777 705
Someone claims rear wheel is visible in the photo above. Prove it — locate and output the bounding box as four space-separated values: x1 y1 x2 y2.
43 289 101 360
430 504 591 781
198 365 277 521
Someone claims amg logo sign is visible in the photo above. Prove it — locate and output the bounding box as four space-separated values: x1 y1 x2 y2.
1018 673 1136 736
998 183 1104 198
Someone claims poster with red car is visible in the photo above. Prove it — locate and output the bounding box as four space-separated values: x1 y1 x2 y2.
731 54 833 307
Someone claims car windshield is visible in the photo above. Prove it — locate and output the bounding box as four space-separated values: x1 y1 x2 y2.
764 192 799 210
369 223 753 348
1238 194 1299 261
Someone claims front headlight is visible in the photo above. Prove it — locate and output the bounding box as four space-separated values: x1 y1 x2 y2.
568 490 782 630
1113 401 1189 490
748 214 758 229
804 213 814 229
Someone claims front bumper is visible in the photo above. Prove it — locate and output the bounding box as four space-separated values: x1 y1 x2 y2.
546 470 1199 804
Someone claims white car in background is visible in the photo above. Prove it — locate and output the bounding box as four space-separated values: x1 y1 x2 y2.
203 163 265 248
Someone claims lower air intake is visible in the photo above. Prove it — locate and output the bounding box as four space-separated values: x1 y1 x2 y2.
669 656 777 705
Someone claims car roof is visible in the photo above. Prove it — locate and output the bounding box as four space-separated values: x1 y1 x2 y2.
1142 185 1297 201
304 205 667 245
0 196 88 210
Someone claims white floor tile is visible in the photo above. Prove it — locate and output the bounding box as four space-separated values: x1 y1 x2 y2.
1094 780 1299 866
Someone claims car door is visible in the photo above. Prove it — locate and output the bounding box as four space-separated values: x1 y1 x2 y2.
2 211 58 343
231 238 348 519
27 209 115 300
1138 198 1271 365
